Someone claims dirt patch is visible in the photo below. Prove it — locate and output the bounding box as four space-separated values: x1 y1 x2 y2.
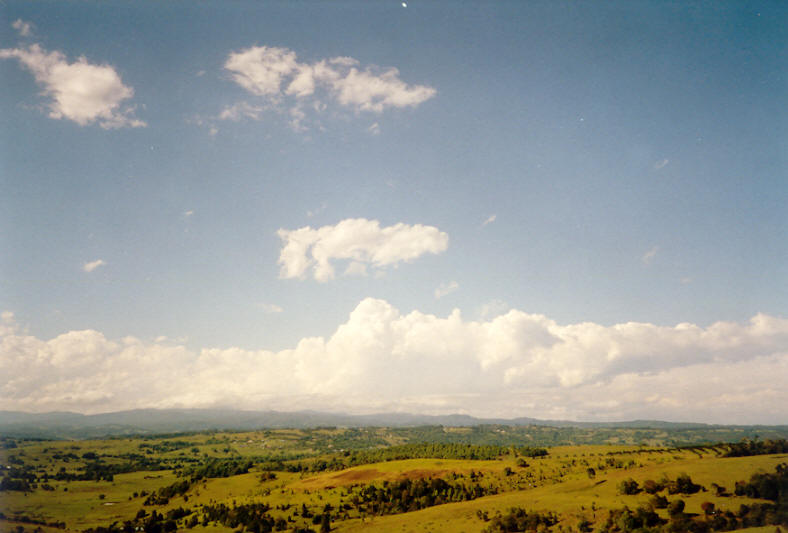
330 469 384 483
397 469 449 480
300 468 385 489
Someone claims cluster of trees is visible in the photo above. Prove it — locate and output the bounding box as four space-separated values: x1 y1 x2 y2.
0 511 65 530
143 479 191 506
53 458 167 482
199 502 289 532
598 505 666 532
138 440 194 453
724 439 788 458
82 508 188 533
480 507 558 532
734 462 787 504
346 476 497 515
259 443 547 473
184 458 252 480
618 473 703 496
601 463 788 532
0 466 35 492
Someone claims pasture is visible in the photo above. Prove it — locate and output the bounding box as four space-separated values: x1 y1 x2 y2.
1 429 786 532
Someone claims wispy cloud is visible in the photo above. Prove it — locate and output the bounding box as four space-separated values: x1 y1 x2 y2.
481 214 496 227
434 280 459 299
478 299 509 319
654 159 670 170
642 245 659 265
218 101 266 121
306 203 327 218
12 19 33 37
82 259 106 273
277 218 449 282
0 33 145 128
260 303 284 314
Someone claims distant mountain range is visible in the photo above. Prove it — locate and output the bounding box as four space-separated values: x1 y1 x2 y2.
1 408 785 440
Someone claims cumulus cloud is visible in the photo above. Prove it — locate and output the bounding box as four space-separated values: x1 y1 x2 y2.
1 303 786 423
82 259 106 273
0 41 145 128
277 218 449 282
220 45 435 129
435 280 459 299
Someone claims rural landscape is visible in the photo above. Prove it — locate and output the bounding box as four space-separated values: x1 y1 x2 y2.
1 411 787 532
2 2 786 532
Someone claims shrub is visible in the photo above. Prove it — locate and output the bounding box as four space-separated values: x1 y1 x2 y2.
618 478 641 495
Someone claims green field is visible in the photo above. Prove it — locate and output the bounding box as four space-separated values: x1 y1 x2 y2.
1 429 786 532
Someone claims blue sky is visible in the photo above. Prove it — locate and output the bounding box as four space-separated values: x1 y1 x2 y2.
1 1 786 422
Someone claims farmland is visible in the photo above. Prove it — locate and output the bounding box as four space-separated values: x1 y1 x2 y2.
1 426 786 532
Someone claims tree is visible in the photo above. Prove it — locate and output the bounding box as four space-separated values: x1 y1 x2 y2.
320 512 331 533
701 501 715 516
618 478 640 495
667 499 685 517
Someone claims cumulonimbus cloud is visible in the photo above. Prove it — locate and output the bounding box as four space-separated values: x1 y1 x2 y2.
220 45 436 129
1 302 786 423
277 218 449 282
0 40 145 129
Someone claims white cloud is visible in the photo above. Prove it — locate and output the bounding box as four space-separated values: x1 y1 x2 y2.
218 101 266 121
642 245 658 265
0 42 145 128
277 218 449 282
12 19 33 37
434 280 459 299
183 210 194 217
482 214 496 227
225 46 298 97
82 259 106 273
260 303 284 314
220 45 435 129
368 122 380 135
654 158 670 170
1 303 786 423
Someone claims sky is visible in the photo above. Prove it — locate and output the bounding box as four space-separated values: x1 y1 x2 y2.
1 1 786 424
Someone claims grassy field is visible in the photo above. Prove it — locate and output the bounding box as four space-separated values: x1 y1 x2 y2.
1 430 786 532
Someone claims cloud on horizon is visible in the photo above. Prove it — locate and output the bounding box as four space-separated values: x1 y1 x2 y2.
1 301 786 423
277 218 449 282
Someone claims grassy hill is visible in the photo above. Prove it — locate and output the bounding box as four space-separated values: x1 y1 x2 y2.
1 427 786 532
